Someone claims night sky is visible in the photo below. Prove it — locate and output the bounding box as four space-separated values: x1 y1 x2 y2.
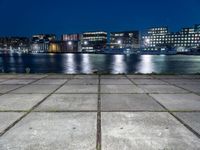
0 0 200 36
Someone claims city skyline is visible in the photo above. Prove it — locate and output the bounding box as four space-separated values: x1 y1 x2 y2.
0 0 200 36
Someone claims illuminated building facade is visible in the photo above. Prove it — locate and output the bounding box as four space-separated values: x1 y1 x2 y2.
61 34 82 52
110 31 140 49
142 24 200 53
0 37 30 51
31 34 56 52
82 31 107 52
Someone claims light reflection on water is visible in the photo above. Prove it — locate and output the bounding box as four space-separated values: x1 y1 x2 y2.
0 53 200 74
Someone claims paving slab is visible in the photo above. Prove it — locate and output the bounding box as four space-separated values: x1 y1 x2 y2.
0 85 23 93
56 85 98 93
0 112 25 133
32 79 68 85
162 79 200 85
127 75 153 79
74 75 98 79
138 85 189 94
151 94 200 111
14 74 48 79
0 112 96 150
101 94 164 111
177 84 200 93
101 79 132 85
151 75 186 79
101 85 144 94
0 94 48 111
36 94 98 111
101 75 127 79
0 79 9 83
11 85 60 94
67 79 98 85
0 79 36 85
45 74 74 79
173 112 200 135
132 79 168 85
101 112 200 150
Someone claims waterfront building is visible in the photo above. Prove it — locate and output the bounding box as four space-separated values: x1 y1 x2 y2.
142 24 200 53
31 34 56 52
61 34 82 52
82 31 107 52
110 31 140 49
0 37 30 52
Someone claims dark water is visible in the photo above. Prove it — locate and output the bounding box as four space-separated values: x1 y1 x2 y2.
0 53 200 74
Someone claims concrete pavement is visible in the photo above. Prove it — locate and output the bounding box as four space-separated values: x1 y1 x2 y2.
0 74 200 150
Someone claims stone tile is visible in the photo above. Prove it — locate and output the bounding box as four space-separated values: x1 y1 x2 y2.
132 79 168 85
0 79 8 83
46 74 74 79
152 75 184 79
162 79 200 85
56 85 98 93
36 94 97 111
67 79 98 85
0 75 17 79
74 75 98 79
0 79 36 85
0 112 96 150
138 85 188 94
151 94 200 111
178 75 200 79
0 94 48 111
101 85 144 94
0 85 23 93
15 74 48 79
33 79 68 85
0 112 25 133
174 112 200 135
101 112 200 150
11 85 60 94
101 79 132 85
127 75 153 79
101 75 127 79
177 84 200 93
101 94 164 111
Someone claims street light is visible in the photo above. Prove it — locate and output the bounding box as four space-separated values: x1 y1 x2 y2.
117 40 122 45
68 41 72 46
84 41 88 45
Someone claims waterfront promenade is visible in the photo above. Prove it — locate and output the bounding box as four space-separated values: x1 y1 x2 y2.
0 74 200 149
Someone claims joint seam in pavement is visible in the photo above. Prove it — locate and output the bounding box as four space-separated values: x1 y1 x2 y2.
0 76 74 137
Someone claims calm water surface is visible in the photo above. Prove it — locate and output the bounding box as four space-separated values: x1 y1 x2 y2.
0 53 200 74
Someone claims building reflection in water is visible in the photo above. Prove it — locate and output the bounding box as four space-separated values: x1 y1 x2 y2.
137 55 155 74
81 54 92 74
111 55 127 74
63 54 76 74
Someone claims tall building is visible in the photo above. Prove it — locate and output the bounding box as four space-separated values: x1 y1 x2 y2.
142 24 200 53
82 31 107 52
31 34 56 52
110 31 140 49
61 34 82 52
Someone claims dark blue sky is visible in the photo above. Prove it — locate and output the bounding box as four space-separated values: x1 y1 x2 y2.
0 0 200 36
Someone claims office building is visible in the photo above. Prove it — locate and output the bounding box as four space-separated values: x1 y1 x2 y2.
31 34 56 52
82 31 107 52
110 31 140 49
142 24 200 53
61 34 82 52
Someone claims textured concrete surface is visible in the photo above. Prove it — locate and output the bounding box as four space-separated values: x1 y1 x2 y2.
0 112 97 150
101 112 200 150
101 94 164 111
173 112 200 135
0 74 200 150
36 94 98 111
151 94 200 111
